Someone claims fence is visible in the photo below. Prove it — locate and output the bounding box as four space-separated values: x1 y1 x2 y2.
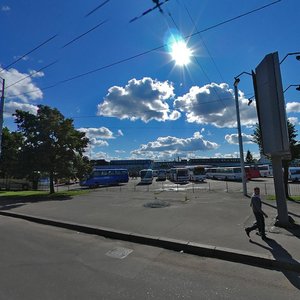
59 178 300 196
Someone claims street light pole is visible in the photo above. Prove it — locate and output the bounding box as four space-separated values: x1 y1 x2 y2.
0 77 5 158
233 78 247 196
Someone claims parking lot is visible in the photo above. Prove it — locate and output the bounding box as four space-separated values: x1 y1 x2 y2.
54 176 300 196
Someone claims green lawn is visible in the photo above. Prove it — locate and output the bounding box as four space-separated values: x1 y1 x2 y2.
0 189 89 199
266 195 300 202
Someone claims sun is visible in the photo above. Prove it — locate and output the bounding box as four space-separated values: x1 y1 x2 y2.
170 40 192 66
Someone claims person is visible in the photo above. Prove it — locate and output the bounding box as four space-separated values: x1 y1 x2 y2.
245 187 268 239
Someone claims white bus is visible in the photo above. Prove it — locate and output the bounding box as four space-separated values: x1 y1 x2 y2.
288 167 300 182
140 169 153 184
205 167 243 181
186 165 207 182
169 168 189 183
257 165 273 177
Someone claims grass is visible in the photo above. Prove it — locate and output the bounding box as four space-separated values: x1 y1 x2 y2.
0 189 89 200
266 195 300 202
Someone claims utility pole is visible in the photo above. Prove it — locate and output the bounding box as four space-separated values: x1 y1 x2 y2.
233 78 247 196
0 77 5 158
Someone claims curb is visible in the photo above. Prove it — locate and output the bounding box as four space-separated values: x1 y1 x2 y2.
0 210 299 272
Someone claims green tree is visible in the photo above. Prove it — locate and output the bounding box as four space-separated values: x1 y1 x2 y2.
0 127 24 178
245 150 254 163
252 120 299 197
14 105 89 193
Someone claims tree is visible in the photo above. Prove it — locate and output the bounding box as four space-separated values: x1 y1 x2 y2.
252 120 299 197
245 150 254 163
0 127 24 178
14 105 89 193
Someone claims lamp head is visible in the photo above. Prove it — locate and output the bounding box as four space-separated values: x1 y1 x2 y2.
234 77 240 86
296 55 300 61
296 85 300 91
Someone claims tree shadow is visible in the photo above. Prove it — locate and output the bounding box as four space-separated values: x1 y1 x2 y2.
0 193 73 211
250 239 300 289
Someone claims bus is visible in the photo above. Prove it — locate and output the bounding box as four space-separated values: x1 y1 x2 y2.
169 168 189 183
140 169 153 184
257 165 273 177
186 165 207 182
288 167 300 182
245 165 260 179
205 167 243 181
157 169 167 181
80 168 129 188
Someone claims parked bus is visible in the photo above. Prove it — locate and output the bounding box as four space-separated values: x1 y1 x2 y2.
244 165 260 179
80 168 129 188
186 165 207 182
205 167 243 181
157 169 167 181
140 169 154 184
169 168 189 183
257 165 273 177
288 167 300 182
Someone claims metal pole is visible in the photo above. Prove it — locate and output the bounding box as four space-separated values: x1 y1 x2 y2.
271 155 289 226
234 79 247 196
0 78 5 158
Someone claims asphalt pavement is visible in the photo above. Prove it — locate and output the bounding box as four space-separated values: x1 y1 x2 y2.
1 180 300 272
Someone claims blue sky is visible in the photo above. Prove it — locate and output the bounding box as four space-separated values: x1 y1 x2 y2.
1 0 299 161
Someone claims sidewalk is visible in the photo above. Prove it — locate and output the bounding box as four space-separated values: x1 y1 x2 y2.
1 188 299 271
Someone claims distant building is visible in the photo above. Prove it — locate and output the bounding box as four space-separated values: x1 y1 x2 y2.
189 158 240 167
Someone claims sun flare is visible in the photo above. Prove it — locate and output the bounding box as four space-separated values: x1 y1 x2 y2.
170 40 192 66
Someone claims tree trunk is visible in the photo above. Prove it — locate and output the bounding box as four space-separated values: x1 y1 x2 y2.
49 171 55 194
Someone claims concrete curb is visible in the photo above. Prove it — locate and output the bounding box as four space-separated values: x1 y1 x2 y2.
1 210 299 272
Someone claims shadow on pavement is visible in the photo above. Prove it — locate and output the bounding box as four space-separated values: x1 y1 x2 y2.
250 238 300 290
0 194 73 211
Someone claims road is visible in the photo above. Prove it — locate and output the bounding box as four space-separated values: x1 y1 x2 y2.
0 216 299 300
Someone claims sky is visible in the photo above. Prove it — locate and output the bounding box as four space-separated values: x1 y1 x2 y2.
1 0 299 161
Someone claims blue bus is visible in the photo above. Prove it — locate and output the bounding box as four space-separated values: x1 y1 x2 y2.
80 168 129 188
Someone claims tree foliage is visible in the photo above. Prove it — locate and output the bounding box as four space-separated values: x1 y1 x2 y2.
252 120 299 197
14 105 89 193
245 150 254 163
0 127 24 178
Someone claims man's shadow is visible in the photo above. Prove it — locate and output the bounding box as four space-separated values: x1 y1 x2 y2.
250 238 300 290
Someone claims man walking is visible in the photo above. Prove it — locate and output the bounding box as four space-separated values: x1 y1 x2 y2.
245 187 268 239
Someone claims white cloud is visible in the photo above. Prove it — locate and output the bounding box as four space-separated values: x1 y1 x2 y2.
131 132 219 159
97 77 180 122
78 127 115 149
1 5 10 11
225 133 254 145
286 102 300 113
29 70 45 78
173 83 258 128
89 138 109 147
117 129 124 136
115 150 126 154
4 101 38 117
2 67 43 102
288 117 299 125
77 127 114 139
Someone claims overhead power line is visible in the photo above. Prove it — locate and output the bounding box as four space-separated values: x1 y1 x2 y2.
0 34 58 73
129 0 171 23
6 0 282 99
62 19 108 48
5 60 58 89
85 0 110 18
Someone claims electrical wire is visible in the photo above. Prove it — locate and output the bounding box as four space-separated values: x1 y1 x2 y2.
5 0 282 99
61 20 108 49
5 60 58 89
0 34 58 73
85 0 110 18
